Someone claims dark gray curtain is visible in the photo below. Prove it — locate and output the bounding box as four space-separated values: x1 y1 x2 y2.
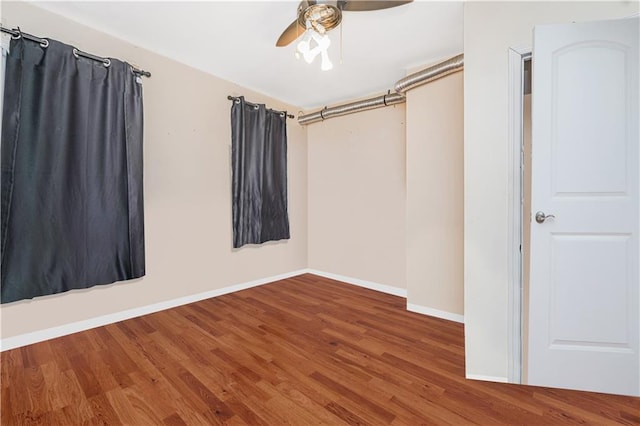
1 37 145 304
231 97 290 248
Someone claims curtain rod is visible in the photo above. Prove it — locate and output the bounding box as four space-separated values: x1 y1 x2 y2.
227 95 294 119
0 26 151 78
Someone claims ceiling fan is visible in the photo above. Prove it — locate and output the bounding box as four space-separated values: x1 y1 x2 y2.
276 0 413 48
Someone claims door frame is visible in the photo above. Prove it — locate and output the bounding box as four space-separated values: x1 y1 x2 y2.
507 46 531 384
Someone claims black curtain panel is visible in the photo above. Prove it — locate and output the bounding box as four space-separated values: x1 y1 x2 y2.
231 97 290 248
1 37 145 304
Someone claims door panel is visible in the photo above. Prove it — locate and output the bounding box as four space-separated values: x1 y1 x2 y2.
553 43 628 194
550 234 630 346
529 17 639 396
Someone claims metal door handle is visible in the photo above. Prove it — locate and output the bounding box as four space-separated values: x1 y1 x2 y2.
535 211 555 224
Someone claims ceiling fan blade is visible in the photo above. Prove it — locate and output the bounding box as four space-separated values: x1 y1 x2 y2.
341 0 413 12
276 19 306 47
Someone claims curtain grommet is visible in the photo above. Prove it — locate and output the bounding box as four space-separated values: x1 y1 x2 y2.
72 48 80 58
103 58 111 68
39 39 49 48
11 27 21 40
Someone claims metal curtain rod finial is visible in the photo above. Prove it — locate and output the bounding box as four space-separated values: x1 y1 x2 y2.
133 68 152 78
0 25 151 78
227 95 295 119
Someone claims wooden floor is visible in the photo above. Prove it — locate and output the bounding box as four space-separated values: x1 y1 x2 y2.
1 274 638 425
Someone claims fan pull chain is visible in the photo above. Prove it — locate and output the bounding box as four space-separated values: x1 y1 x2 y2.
339 21 343 64
295 16 301 60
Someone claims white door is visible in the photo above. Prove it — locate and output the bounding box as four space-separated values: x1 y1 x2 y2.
528 17 639 396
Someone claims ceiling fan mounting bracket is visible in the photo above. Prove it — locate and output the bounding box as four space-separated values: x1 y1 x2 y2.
297 1 343 34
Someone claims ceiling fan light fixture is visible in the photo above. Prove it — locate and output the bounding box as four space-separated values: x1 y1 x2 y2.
276 1 413 48
303 48 318 64
296 26 332 68
297 29 316 63
313 30 330 50
320 49 333 71
297 2 342 34
296 31 311 53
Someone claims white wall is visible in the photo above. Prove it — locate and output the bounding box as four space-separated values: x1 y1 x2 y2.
0 2 308 340
406 70 464 321
464 1 639 381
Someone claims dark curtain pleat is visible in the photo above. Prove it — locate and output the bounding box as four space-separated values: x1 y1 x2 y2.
231 97 290 248
260 111 290 243
0 38 145 304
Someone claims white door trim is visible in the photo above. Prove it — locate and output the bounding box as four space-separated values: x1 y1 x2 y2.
507 46 531 385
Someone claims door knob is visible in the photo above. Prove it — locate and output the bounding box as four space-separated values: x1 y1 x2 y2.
535 211 555 224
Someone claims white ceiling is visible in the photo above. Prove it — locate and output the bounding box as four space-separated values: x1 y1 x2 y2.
33 1 463 110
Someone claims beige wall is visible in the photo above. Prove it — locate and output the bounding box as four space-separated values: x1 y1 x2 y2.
406 70 464 319
0 2 308 339
464 1 638 381
307 106 407 290
1 2 466 343
306 70 465 313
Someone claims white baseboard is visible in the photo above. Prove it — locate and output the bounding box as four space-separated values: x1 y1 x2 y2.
0 269 308 351
466 374 509 383
406 303 464 324
305 269 407 298
1 269 420 351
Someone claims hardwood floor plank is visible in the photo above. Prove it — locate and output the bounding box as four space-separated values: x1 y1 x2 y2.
58 391 94 425
87 393 122 425
310 371 396 423
241 382 298 425
2 274 638 425
219 397 270 426
162 412 188 426
95 349 135 390
105 387 149 425
177 369 232 423
212 334 280 386
93 328 138 373
68 354 104 399
116 385 167 425
23 365 50 415
7 365 32 416
274 380 347 424
85 351 121 394
20 341 53 369
533 391 632 424
387 394 473 425
333 346 446 396
128 371 184 420
170 397 215 425
324 401 369 426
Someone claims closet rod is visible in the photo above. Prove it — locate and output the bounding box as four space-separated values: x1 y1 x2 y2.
0 26 151 78
227 96 294 119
